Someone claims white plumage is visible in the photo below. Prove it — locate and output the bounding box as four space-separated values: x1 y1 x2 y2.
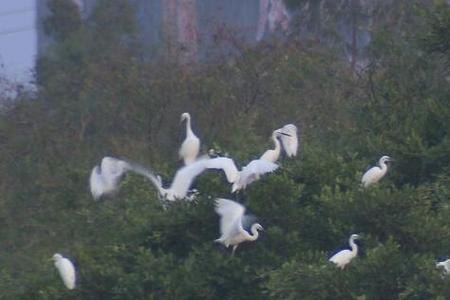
179 112 200 165
232 159 279 192
89 157 133 200
279 124 298 158
89 156 154 200
329 234 361 269
260 129 291 163
145 157 240 201
203 157 240 183
361 155 393 188
214 198 263 255
436 259 450 275
52 253 76 290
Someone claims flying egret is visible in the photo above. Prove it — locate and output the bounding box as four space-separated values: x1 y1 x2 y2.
179 112 200 165
329 234 361 269
279 124 298 158
232 159 279 192
144 157 240 202
260 129 291 163
436 258 450 275
52 253 76 290
89 156 152 200
361 155 394 188
214 198 263 255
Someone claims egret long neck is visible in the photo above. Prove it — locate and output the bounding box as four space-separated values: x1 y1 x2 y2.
349 238 358 256
248 224 260 241
185 116 193 136
273 133 281 154
379 161 388 176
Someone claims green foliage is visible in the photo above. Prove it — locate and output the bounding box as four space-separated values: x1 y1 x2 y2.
421 2 450 65
1 1 450 299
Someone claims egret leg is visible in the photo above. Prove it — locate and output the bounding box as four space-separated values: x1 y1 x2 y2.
231 245 238 256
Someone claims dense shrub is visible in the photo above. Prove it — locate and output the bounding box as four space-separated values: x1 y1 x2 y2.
0 1 449 299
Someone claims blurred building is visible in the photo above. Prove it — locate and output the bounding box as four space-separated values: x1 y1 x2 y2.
36 0 432 68
36 0 293 63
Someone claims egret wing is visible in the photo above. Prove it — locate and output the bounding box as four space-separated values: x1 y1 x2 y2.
100 157 130 176
240 159 279 185
124 160 157 180
329 249 352 264
361 166 381 187
89 166 104 200
170 160 208 198
280 124 298 157
205 157 240 183
215 198 245 237
58 258 76 290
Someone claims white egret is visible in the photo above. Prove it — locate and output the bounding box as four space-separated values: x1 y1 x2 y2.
89 156 152 200
260 129 291 163
179 112 200 165
279 124 298 158
436 259 450 275
361 155 394 188
52 253 76 290
145 157 240 202
329 234 361 269
232 159 279 192
214 198 263 255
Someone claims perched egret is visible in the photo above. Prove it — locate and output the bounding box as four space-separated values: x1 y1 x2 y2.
329 234 361 269
436 259 450 275
145 157 240 202
361 155 394 188
89 156 152 200
232 159 279 192
279 124 298 158
179 112 200 165
214 198 263 255
260 129 291 163
52 253 76 290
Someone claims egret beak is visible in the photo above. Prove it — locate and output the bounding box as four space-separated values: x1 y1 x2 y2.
280 132 292 137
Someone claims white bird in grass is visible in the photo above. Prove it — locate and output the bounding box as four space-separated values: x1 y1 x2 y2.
436 259 450 275
52 253 76 290
232 159 279 192
361 155 394 188
329 234 361 269
145 157 240 202
179 112 200 165
89 156 151 200
214 198 263 256
279 124 298 158
260 129 292 163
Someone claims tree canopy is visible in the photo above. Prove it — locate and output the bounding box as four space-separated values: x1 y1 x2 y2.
0 1 449 299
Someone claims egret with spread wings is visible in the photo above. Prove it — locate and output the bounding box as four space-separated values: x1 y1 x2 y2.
214 198 263 255
146 157 240 202
89 156 151 200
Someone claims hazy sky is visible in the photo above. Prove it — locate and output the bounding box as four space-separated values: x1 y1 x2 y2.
0 0 36 82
